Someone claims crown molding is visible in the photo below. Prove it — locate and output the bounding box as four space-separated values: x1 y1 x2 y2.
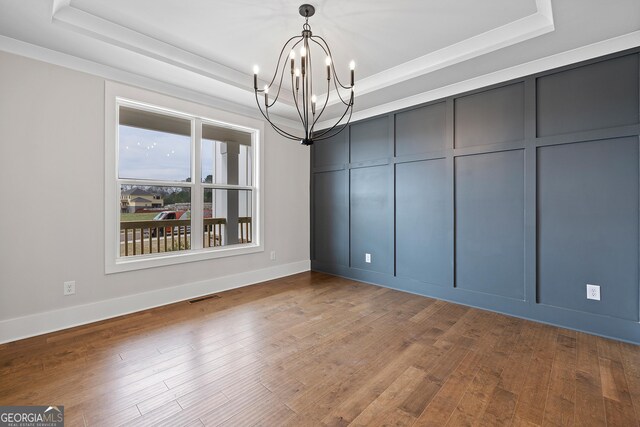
48 1 554 112
52 2 249 91
0 35 300 130
50 2 297 107
323 0 553 107
317 30 640 129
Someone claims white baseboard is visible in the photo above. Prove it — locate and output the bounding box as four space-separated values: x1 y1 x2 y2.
0 260 310 345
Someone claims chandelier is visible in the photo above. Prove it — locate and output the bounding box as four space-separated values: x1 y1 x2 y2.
253 4 355 146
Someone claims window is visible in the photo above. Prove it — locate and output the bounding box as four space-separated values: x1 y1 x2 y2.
105 83 263 273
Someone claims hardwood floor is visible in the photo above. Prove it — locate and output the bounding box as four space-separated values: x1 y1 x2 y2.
1 271 639 426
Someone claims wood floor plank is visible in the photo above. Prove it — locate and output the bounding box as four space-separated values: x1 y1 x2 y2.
445 365 502 426
597 336 639 426
322 341 432 426
513 325 558 425
477 386 518 426
122 400 182 427
413 350 483 427
85 404 140 427
498 321 539 394
1 271 639 426
600 358 639 426
542 331 577 426
373 408 416 427
198 383 273 426
575 332 607 427
349 365 429 426
620 342 640 425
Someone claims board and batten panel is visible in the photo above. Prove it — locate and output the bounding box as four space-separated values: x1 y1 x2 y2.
395 102 447 156
454 83 525 149
396 159 450 286
537 54 640 137
350 166 393 274
313 131 348 168
313 170 349 266
350 116 389 162
537 137 639 321
455 150 525 299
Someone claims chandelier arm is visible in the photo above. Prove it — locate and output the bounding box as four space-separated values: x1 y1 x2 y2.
267 49 292 108
268 120 301 141
301 37 309 140
281 37 305 117
309 37 329 56
331 73 353 107
265 36 303 89
312 35 352 90
291 73 305 124
308 37 331 119
308 38 351 106
308 38 350 131
265 106 302 140
254 91 300 140
312 93 353 139
313 104 354 141
308 37 313 125
314 123 348 141
262 110 300 140
310 78 331 134
306 36 312 139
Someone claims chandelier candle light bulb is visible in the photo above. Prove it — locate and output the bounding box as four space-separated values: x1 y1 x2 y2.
350 60 355 87
253 65 259 90
325 56 331 80
252 3 355 146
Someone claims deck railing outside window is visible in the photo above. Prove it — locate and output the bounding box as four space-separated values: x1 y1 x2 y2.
119 217 252 256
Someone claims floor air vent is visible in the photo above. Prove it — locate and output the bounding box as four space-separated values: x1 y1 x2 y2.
188 294 221 304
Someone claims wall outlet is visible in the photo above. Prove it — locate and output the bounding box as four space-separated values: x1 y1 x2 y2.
270 251 276 261
365 253 371 263
64 281 76 296
586 284 600 301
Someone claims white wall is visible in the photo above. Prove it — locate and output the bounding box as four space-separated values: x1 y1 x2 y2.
0 51 310 343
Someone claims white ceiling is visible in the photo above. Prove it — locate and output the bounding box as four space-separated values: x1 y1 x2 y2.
0 0 639 127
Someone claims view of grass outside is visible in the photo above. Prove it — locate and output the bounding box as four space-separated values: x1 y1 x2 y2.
121 212 158 221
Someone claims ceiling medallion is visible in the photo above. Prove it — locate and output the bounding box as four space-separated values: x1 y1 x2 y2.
253 4 355 145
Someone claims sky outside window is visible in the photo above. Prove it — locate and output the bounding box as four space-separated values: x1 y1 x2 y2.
118 125 191 182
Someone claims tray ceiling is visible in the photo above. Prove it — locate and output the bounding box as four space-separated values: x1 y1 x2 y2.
0 0 639 126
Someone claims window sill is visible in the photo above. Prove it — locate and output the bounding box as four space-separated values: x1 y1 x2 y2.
105 243 263 274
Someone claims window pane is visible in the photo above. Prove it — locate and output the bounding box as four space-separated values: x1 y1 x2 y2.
120 185 191 257
201 123 252 185
119 107 191 182
203 189 253 247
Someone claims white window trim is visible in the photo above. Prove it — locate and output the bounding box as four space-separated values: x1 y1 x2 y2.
105 81 264 274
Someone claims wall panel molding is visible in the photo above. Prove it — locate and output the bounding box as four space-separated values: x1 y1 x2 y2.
311 47 640 344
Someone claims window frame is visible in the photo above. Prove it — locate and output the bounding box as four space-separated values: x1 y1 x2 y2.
105 82 264 274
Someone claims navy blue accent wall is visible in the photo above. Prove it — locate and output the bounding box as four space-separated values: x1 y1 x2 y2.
455 150 525 300
311 48 640 343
